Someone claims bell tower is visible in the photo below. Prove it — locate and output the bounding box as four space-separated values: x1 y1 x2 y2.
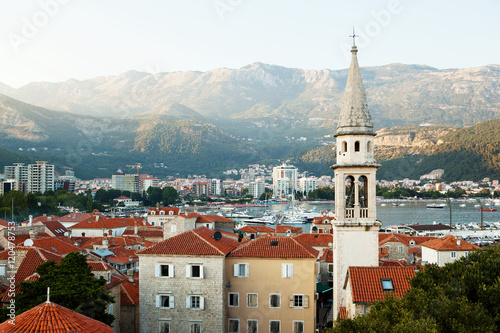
331 40 381 320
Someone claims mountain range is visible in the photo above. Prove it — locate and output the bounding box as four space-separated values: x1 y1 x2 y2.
0 62 499 181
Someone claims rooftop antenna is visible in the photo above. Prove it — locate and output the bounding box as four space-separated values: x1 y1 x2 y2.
349 27 359 46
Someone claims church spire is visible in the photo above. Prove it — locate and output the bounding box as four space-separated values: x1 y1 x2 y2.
335 44 374 137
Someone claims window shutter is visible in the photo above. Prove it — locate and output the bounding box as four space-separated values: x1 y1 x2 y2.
289 264 293 278
200 296 205 310
170 265 175 277
289 295 294 307
282 264 286 278
200 266 204 279
234 264 239 277
245 264 249 277
155 264 160 277
303 295 309 308
169 296 175 308
186 265 191 278
186 296 191 308
156 295 161 308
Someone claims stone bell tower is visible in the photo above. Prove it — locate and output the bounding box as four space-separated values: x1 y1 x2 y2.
331 41 381 320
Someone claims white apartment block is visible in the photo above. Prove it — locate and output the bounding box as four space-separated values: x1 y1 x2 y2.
272 164 298 198
112 170 140 193
27 161 55 194
299 177 318 196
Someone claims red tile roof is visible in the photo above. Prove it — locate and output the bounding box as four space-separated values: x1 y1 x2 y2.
348 266 416 303
339 306 347 319
22 215 60 225
379 247 389 259
379 233 436 246
229 236 319 259
119 277 139 305
59 212 93 223
379 260 413 267
13 234 51 246
137 226 240 256
320 248 333 263
148 207 180 215
123 228 163 238
238 225 275 233
275 225 303 234
116 217 149 227
0 219 10 228
70 215 129 230
87 260 113 272
294 233 333 247
313 216 335 224
79 236 142 249
41 221 69 237
421 235 481 251
0 301 113 332
197 214 234 223
32 237 82 255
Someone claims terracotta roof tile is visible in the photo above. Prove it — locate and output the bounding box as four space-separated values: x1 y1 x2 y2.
379 247 389 259
0 219 10 228
320 248 333 263
348 266 416 303
148 207 180 215
313 216 335 224
229 236 319 259
41 220 69 237
275 225 303 234
87 260 113 271
379 260 413 267
0 301 113 332
32 237 82 255
294 233 333 247
238 225 275 233
69 213 128 230
120 278 139 305
59 212 93 223
137 226 240 256
421 235 481 251
79 236 142 249
123 228 163 238
379 233 436 246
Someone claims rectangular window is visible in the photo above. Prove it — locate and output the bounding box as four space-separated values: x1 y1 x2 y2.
398 246 404 253
233 263 249 277
247 319 258 333
289 294 309 308
293 321 304 333
451 251 456 258
159 321 170 333
0 265 6 276
270 320 280 333
171 225 177 232
281 263 293 278
156 294 174 309
247 293 258 308
269 294 280 308
186 264 203 278
381 279 394 291
328 264 333 273
190 322 201 333
228 319 239 333
155 264 174 278
229 292 239 307
186 296 204 309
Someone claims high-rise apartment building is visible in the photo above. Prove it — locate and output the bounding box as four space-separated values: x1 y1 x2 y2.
27 161 55 193
272 164 298 198
112 170 140 193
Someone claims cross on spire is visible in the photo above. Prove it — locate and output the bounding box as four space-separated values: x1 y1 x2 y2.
349 27 359 46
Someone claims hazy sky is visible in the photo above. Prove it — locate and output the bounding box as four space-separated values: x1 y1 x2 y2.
0 0 498 87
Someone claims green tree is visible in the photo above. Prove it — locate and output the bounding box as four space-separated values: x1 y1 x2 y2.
162 186 180 206
9 252 114 325
147 187 163 206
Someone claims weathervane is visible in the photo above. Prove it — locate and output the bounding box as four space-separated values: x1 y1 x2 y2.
349 27 359 46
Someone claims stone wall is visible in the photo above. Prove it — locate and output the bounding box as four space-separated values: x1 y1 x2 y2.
138 254 226 333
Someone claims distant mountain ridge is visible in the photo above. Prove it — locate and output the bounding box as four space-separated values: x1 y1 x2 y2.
1 62 499 128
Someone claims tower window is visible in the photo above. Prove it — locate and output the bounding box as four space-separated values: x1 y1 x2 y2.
354 141 360 152
367 141 372 153
342 141 347 153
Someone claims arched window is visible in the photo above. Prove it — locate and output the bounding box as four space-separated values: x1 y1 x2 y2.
342 141 347 153
358 176 368 208
160 211 165 215
345 176 355 208
354 141 360 152
169 211 173 215
151 211 156 215
367 141 372 153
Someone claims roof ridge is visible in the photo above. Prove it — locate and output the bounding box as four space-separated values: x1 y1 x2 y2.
291 238 317 258
193 228 225 255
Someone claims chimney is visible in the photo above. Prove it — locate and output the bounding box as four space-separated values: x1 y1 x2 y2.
134 220 138 236
29 230 37 240
457 236 462 247
47 216 52 221
194 206 198 213
127 268 135 283
28 215 33 226
102 238 109 249
73 213 76 219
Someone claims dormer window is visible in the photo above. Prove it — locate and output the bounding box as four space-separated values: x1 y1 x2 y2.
381 278 394 291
